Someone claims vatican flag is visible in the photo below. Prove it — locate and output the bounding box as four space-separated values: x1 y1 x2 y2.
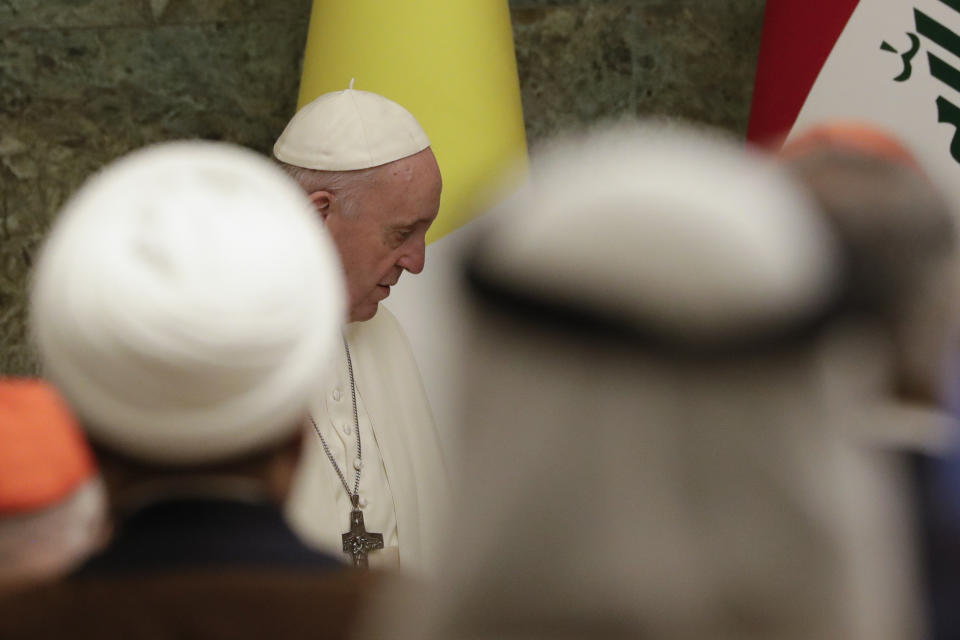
295 1 527 454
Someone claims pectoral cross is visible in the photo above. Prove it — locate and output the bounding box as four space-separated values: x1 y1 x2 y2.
342 495 383 568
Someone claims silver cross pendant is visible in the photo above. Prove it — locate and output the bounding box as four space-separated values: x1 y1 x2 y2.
342 495 384 568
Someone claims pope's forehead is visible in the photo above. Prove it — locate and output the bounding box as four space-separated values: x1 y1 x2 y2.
379 148 440 185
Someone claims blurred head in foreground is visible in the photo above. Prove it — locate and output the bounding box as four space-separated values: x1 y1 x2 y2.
0 379 105 593
366 122 919 640
29 141 345 502
783 122 960 416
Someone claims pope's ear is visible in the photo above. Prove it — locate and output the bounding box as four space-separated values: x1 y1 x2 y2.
308 190 333 221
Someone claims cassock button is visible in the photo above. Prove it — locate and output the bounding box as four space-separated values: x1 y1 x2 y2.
359 497 369 508
353 458 363 470
332 389 342 401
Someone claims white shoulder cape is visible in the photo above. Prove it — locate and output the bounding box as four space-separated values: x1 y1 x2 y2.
286 306 449 575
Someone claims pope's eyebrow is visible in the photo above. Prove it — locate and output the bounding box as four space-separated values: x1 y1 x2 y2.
387 219 426 231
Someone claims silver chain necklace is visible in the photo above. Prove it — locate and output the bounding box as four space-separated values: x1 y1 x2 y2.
308 335 384 568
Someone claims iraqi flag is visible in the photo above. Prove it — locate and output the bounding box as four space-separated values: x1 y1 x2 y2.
748 0 960 207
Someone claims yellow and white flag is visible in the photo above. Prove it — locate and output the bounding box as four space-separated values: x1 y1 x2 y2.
296 1 527 450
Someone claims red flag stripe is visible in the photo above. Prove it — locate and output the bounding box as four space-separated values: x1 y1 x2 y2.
747 0 861 146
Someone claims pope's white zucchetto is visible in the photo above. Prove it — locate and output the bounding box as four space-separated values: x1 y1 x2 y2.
273 86 431 171
30 141 346 466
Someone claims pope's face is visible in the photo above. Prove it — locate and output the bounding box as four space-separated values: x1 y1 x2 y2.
319 149 442 322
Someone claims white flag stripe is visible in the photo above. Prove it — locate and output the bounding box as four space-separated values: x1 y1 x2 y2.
789 0 960 221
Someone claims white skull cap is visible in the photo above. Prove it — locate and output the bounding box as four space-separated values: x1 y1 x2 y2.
273 83 431 171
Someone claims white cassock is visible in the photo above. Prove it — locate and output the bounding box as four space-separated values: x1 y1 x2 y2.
285 306 449 575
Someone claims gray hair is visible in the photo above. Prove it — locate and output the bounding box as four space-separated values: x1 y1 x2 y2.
275 160 382 218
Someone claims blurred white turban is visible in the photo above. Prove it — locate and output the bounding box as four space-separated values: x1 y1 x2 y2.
30 141 346 465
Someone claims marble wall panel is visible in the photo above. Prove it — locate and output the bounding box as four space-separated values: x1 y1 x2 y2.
147 0 312 23
632 0 765 136
513 3 635 145
512 0 765 144
0 8 311 373
0 0 148 30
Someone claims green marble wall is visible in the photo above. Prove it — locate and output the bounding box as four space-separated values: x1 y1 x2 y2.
513 0 765 144
0 0 766 374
